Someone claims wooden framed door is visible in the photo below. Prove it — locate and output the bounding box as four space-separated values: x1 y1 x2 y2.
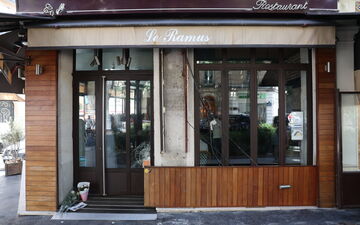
74 73 153 196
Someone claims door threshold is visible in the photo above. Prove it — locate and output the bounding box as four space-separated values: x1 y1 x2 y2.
52 212 157 221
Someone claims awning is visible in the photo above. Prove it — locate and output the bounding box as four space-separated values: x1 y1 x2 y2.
0 12 52 32
28 25 335 48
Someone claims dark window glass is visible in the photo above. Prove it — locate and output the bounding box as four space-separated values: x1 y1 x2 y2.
226 49 251 64
255 49 279 64
285 71 308 165
195 49 223 64
199 70 222 166
257 70 279 164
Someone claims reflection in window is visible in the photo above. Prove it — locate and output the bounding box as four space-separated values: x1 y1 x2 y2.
285 71 308 165
284 48 310 64
76 49 99 71
199 70 222 166
228 70 251 165
257 70 279 164
103 49 126 71
78 81 96 167
130 80 152 168
105 80 127 168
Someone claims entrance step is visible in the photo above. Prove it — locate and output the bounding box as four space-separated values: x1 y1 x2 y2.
52 195 157 221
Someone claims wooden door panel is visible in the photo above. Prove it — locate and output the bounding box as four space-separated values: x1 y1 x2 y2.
106 172 128 195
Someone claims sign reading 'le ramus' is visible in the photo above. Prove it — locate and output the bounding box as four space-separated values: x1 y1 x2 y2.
17 0 336 15
145 29 210 43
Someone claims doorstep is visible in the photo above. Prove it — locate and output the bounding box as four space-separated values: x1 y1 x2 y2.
52 195 157 221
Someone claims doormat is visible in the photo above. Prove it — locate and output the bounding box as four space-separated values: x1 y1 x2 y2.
51 212 157 221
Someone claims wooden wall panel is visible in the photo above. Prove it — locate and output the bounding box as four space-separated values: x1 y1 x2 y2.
144 166 317 207
25 50 57 211
316 48 336 208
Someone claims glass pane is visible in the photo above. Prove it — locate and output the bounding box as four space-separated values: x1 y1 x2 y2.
285 71 308 165
129 49 153 70
195 49 223 64
341 94 360 172
78 81 96 167
105 80 127 168
229 70 251 165
284 48 310 64
257 70 279 164
103 49 126 71
198 70 222 166
76 49 99 71
226 49 251 64
255 49 279 64
130 80 152 168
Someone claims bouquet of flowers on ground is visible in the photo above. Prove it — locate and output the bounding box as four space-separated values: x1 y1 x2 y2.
59 190 79 213
77 182 90 202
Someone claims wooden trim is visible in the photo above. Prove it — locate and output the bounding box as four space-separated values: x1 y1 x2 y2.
144 166 317 207
316 48 336 208
25 50 58 211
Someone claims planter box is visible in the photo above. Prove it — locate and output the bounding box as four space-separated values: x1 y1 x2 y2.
5 161 22 176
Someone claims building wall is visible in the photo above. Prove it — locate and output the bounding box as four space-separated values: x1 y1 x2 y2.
154 49 195 166
338 0 358 12
57 50 73 203
25 50 58 211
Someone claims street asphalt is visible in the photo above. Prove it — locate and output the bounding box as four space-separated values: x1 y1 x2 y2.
1 170 360 225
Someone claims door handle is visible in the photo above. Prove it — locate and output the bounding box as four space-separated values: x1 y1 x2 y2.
279 185 292 189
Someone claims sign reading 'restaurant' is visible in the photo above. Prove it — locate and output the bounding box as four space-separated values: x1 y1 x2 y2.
17 0 336 15
253 0 309 11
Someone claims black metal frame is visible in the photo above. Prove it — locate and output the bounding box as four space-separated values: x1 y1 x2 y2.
194 48 313 166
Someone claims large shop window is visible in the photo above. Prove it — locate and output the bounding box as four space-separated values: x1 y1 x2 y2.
195 48 312 166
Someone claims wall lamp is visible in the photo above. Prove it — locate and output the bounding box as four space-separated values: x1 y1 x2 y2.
35 64 43 75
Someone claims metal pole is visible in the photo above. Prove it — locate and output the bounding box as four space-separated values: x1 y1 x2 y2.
102 75 106 196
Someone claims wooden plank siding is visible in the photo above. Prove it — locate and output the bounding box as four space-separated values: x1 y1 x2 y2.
316 48 337 208
25 50 58 211
144 166 317 207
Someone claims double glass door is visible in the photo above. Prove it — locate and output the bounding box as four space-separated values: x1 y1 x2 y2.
75 74 153 196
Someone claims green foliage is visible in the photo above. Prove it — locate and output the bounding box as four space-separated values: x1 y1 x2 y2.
258 123 277 155
1 121 24 150
59 190 79 213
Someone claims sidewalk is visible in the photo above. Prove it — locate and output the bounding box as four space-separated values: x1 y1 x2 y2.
0 170 360 225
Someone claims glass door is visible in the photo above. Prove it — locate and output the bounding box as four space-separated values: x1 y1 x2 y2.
338 92 360 207
104 78 152 195
75 75 153 196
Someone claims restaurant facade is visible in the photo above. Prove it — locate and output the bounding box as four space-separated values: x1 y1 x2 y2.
13 0 360 213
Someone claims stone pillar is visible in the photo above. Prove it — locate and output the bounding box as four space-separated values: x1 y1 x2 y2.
154 49 195 166
336 26 359 91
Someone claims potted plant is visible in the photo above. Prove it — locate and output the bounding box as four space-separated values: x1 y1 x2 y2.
1 121 24 176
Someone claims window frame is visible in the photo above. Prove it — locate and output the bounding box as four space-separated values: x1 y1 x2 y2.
194 48 313 166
